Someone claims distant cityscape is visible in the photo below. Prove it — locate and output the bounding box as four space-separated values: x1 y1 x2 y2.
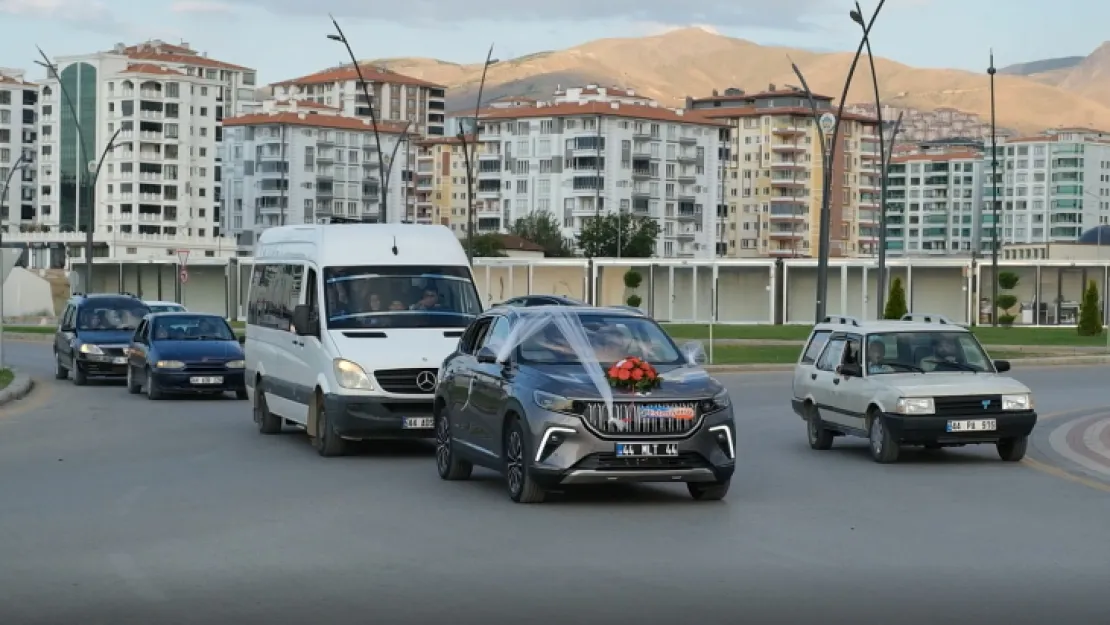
1 39 1109 269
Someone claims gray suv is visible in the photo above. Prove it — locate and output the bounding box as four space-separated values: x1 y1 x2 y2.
433 306 736 503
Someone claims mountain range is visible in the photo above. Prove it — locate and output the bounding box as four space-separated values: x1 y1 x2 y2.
369 28 1110 135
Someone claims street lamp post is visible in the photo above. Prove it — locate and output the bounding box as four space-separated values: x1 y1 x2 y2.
457 45 496 263
383 120 413 221
327 16 389 223
0 152 31 369
988 50 999 327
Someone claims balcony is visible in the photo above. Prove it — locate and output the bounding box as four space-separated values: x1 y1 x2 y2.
771 124 804 135
770 176 805 187
676 170 696 183
771 141 805 152
768 230 804 240
676 151 697 163
632 168 651 179
770 159 804 169
139 110 163 120
678 135 697 145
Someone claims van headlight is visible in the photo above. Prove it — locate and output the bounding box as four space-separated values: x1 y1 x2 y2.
533 390 576 414
79 343 103 355
333 358 374 390
1002 393 1032 411
226 360 245 369
895 397 934 415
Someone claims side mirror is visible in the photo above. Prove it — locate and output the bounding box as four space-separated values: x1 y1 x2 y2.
681 341 708 366
476 346 499 364
994 359 1011 373
837 363 862 377
238 334 246 345
292 305 317 337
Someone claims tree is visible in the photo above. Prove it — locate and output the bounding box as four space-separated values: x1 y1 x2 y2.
576 215 661 258
883 277 907 320
1077 279 1102 336
996 271 1020 326
510 211 575 257
470 234 506 257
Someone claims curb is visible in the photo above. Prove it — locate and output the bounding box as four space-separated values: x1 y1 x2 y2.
0 372 34 407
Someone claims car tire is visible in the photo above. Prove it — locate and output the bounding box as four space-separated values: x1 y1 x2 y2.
72 361 87 386
146 368 163 400
687 479 731 501
806 405 834 451
254 387 282 435
996 435 1028 462
504 418 546 504
54 353 68 380
126 366 142 394
868 411 900 464
312 393 348 457
435 408 472 480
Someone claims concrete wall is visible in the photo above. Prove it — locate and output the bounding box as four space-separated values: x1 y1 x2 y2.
2 267 55 317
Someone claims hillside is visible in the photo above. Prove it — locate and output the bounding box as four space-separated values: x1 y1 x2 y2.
999 56 1085 76
372 28 1110 134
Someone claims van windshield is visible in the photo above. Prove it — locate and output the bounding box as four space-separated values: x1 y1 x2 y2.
324 265 482 329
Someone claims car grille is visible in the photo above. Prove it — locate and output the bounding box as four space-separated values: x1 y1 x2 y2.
934 394 1004 416
374 368 438 395
184 362 229 373
574 452 710 471
579 401 701 438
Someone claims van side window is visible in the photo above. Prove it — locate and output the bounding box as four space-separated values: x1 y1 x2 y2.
800 330 831 364
60 304 75 329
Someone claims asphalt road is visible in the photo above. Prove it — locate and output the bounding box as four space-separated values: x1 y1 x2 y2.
2 339 1109 625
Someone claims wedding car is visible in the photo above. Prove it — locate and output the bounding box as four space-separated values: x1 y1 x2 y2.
791 317 1037 463
433 306 736 503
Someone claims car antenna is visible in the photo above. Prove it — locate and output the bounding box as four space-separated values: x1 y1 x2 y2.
391 236 398 256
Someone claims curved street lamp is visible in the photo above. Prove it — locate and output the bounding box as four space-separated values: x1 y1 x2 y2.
0 151 32 369
457 45 496 262
327 16 389 222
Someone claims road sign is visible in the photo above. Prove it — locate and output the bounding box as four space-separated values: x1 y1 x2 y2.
176 249 190 268
180 269 189 284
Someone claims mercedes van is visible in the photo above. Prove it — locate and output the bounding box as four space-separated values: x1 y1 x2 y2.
244 224 483 457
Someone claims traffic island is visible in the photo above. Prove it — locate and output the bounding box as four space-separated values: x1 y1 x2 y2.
0 369 34 407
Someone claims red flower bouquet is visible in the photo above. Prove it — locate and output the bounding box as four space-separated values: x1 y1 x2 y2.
606 356 662 393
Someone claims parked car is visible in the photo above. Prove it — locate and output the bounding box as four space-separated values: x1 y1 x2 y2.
126 312 247 400
144 300 187 314
433 305 736 503
54 293 151 385
791 317 1037 463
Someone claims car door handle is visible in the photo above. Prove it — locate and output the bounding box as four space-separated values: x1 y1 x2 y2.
810 373 817 380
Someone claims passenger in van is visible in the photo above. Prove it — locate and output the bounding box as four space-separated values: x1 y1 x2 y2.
368 292 384 313
410 288 442 311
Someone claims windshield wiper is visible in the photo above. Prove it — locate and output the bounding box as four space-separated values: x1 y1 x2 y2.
934 361 980 372
878 360 924 373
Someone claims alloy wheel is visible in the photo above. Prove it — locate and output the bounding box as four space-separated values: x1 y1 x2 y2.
435 415 451 474
505 429 524 496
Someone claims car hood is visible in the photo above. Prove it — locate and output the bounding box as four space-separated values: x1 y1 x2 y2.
525 363 722 400
153 340 243 361
882 372 1030 396
78 330 135 345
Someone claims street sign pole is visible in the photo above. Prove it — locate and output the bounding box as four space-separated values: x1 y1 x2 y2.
176 249 189 306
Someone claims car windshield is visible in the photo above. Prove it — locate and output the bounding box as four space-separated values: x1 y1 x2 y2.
864 330 994 374
324 265 482 330
515 313 684 365
77 301 149 331
152 316 237 341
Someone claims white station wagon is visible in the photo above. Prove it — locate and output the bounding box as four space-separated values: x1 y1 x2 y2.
790 316 1037 464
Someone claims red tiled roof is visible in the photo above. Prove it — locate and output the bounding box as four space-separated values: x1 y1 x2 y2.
274 64 444 89
123 41 194 55
120 63 185 76
221 112 412 134
691 88 835 102
477 101 729 127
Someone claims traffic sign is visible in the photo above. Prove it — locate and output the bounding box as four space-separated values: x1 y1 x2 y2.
819 112 836 133
176 249 190 268
180 269 189 284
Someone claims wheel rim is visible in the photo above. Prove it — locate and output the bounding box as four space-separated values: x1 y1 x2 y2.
506 429 524 495
435 415 451 473
870 417 883 455
807 414 818 442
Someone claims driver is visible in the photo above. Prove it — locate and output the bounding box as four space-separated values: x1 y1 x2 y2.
934 336 960 363
410 288 442 311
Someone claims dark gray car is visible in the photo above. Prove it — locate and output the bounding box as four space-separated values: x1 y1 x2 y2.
433 306 736 503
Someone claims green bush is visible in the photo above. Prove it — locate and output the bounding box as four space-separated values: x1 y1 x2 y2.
1077 279 1103 336
623 270 643 289
998 314 1016 326
883 277 908 319
994 294 1017 314
626 293 643 308
997 271 1020 291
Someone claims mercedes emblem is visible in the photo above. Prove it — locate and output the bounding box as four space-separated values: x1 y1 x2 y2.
416 370 437 392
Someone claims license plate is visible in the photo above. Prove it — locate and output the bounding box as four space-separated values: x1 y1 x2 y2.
616 442 679 457
113 357 127 365
402 417 434 429
946 419 997 432
190 376 223 385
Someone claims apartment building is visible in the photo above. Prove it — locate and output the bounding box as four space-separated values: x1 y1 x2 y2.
221 100 412 244
980 128 1110 249
688 85 881 258
475 98 727 258
884 148 985 256
0 69 39 231
17 42 256 267
269 65 447 137
413 135 474 233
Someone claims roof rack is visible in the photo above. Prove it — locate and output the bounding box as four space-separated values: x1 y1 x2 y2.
821 315 860 326
900 313 952 325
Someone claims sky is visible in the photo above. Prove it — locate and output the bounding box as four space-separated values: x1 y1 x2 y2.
0 0 1104 85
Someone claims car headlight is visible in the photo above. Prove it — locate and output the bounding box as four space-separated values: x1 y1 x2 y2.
700 389 731 413
226 360 245 369
333 358 374 390
895 397 935 415
156 360 185 369
79 343 103 355
533 390 576 414
1002 393 1033 411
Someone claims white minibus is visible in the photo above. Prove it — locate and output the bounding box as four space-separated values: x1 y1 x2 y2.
244 224 483 456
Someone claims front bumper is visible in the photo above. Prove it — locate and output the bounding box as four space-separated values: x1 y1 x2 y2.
75 353 129 378
527 409 736 486
323 393 436 440
881 410 1038 444
152 370 246 393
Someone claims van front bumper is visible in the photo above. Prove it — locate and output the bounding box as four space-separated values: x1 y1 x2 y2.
323 394 436 440
880 410 1037 444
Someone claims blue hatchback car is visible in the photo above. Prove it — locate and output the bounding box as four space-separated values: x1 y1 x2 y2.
125 312 247 400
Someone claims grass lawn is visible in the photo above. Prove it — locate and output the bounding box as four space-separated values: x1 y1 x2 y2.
663 323 1108 347
0 368 12 390
708 345 1040 365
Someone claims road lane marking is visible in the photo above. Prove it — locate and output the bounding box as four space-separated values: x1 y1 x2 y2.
1049 415 1110 478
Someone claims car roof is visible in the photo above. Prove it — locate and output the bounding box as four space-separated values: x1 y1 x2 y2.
812 320 971 335
486 305 642 319
145 300 183 306
147 311 222 318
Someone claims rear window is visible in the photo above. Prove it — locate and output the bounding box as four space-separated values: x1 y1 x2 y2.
800 330 831 364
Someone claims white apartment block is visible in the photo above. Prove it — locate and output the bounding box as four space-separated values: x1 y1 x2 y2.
884 149 985 256
221 101 411 246
476 98 726 258
0 69 39 232
268 65 447 137
6 41 257 268
981 128 1110 249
